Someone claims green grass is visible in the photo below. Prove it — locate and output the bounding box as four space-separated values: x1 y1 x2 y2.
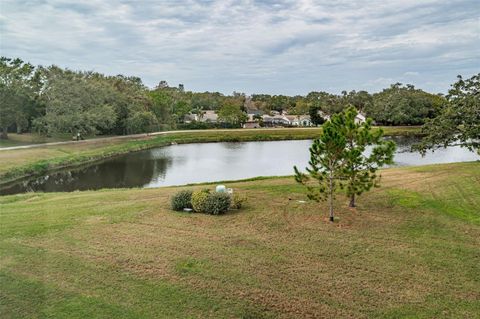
0 133 78 148
0 162 478 318
0 126 420 185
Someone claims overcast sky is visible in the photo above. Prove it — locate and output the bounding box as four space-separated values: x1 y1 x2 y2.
1 0 479 95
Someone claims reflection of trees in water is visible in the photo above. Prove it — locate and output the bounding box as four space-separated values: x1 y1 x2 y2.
0 148 178 195
1 154 170 194
150 156 172 182
384 135 421 153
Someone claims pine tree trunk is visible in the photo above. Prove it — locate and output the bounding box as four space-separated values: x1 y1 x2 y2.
329 170 334 222
349 193 356 207
0 127 8 139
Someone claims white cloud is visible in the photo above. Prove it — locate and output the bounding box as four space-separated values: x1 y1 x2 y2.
1 0 478 94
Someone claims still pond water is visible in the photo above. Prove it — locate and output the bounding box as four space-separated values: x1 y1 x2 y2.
1 136 478 195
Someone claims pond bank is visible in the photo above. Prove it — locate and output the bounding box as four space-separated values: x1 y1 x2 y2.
3 135 478 195
0 126 420 187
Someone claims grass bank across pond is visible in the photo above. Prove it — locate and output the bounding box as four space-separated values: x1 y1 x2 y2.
0 162 479 318
0 126 420 185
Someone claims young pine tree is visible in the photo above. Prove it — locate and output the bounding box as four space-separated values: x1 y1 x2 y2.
339 107 396 207
294 115 347 222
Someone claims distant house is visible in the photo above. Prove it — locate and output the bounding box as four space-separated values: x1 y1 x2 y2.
355 113 366 124
199 110 218 123
184 110 219 123
291 115 312 127
262 114 291 127
243 121 261 129
316 110 365 124
184 113 198 123
246 109 264 121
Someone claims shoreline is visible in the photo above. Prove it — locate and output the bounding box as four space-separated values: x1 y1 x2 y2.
0 126 421 187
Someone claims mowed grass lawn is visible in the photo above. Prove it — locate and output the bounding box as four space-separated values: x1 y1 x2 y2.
1 162 479 318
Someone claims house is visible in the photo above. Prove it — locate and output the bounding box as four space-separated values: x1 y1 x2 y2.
355 113 366 124
316 111 365 124
184 113 199 123
246 109 264 121
262 114 291 127
200 110 218 123
184 110 219 123
243 121 261 129
283 115 313 127
292 115 313 126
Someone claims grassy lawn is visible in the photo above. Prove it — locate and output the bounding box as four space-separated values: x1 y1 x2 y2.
0 133 72 148
0 126 420 185
0 162 478 318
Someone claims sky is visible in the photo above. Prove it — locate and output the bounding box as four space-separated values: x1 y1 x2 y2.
1 0 479 95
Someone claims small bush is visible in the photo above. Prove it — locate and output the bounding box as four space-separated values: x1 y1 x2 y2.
191 189 210 212
170 190 193 211
231 192 247 209
204 192 231 215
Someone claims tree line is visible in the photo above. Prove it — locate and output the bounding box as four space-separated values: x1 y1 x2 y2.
0 56 472 139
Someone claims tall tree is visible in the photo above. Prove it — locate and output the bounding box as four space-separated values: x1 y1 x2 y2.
368 83 444 125
0 57 37 139
34 66 116 136
339 107 396 207
415 74 480 154
308 105 325 126
294 115 347 222
218 101 247 126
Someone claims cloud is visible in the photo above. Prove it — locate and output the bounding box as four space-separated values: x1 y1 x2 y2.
1 0 478 95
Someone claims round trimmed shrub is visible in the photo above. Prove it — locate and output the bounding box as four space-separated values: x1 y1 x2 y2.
204 192 231 215
191 189 210 212
170 190 193 211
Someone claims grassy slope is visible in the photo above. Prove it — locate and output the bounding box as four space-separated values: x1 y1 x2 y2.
0 162 478 318
0 126 420 185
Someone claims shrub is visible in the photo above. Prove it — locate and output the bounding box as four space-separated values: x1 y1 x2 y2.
231 192 247 209
191 189 210 212
204 192 231 215
170 190 193 211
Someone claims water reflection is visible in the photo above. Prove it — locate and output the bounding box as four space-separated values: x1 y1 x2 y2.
1 136 478 195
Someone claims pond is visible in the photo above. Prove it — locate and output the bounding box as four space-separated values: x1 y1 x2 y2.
1 136 478 195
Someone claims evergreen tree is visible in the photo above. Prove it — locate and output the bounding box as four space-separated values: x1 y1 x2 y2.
339 107 396 207
294 107 396 221
308 105 325 126
294 115 347 222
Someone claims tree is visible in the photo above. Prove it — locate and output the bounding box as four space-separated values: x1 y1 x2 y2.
368 84 444 125
34 66 117 136
415 74 480 154
106 75 151 135
294 115 347 222
0 57 37 139
126 111 158 134
172 100 192 123
345 90 373 113
218 101 247 126
309 105 325 126
339 107 396 207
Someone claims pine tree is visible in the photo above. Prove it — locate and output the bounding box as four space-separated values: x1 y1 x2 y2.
339 107 396 207
294 115 347 222
294 107 396 221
